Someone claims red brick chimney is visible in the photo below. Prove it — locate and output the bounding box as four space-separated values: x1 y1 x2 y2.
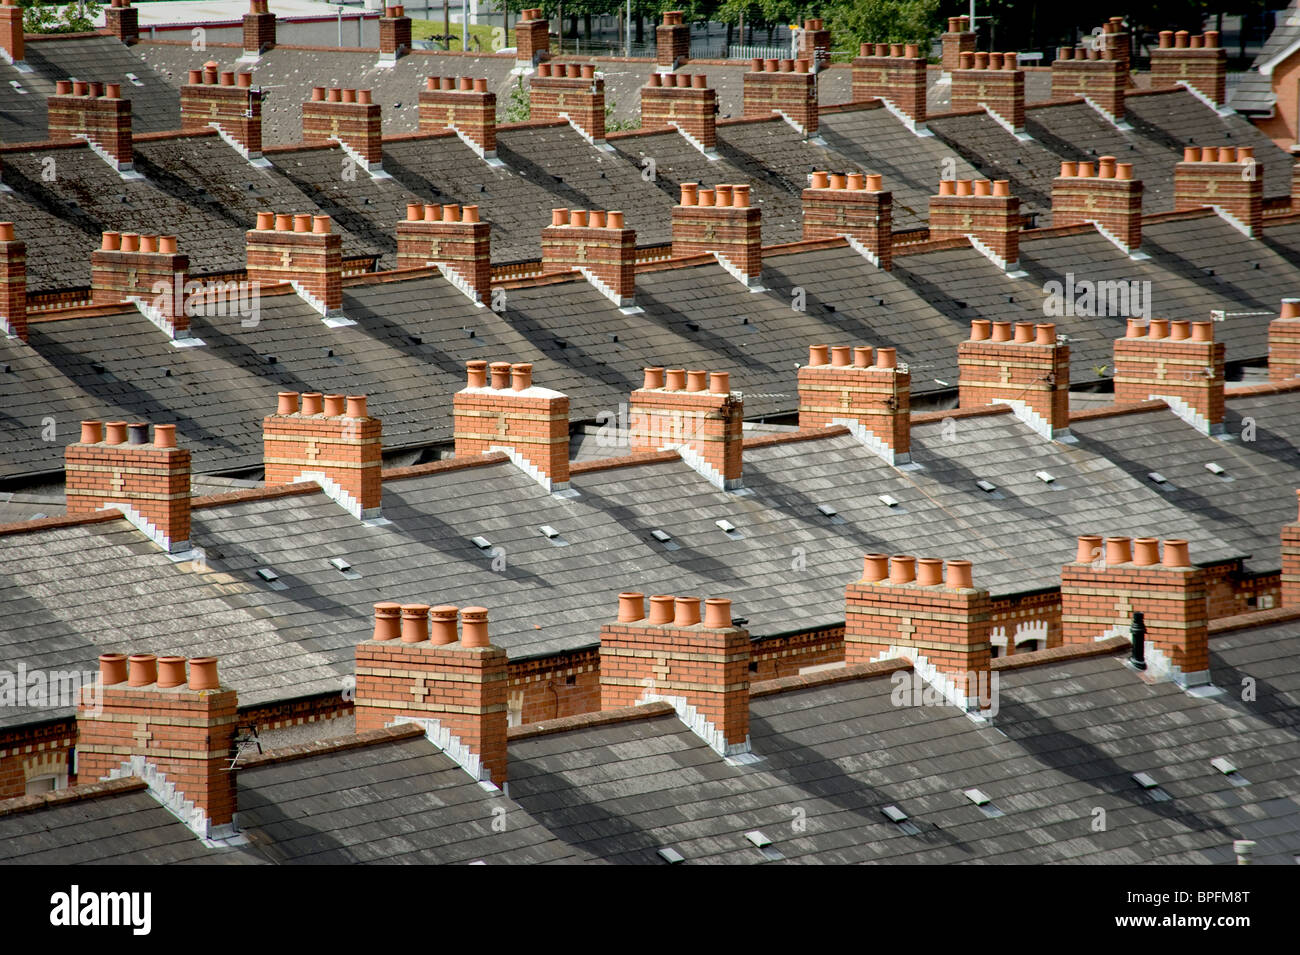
0 0 23 67
78 653 238 837
303 87 383 172
66 421 192 553
246 212 343 317
798 18 831 72
641 72 717 153
1174 146 1262 238
378 5 412 64
1101 16 1131 73
181 64 262 159
104 0 139 44
0 221 26 343
802 171 892 269
671 183 762 288
1282 492 1300 608
1150 30 1227 107
530 62 606 145
845 555 993 711
630 367 743 490
1051 44 1127 123
264 392 383 518
743 57 817 136
355 603 509 783
1268 299 1300 383
1062 535 1209 686
852 43 927 130
396 202 491 304
91 232 192 340
656 10 691 71
419 76 497 158
515 7 550 68
1051 156 1143 254
951 51 1026 134
243 0 276 57
798 345 911 465
453 361 571 492
1114 319 1225 435
930 178 1021 271
541 208 636 307
600 593 751 755
48 80 134 172
941 15 975 73
959 321 1071 439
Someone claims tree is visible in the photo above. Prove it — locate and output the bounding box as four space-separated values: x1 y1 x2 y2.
22 0 101 33
821 0 941 47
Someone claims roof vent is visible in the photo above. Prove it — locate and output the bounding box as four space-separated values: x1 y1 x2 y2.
1211 756 1249 786
330 556 362 579
1133 771 1172 802
882 804 921 835
471 535 492 550
716 518 743 539
657 847 685 864
963 788 1004 817
539 524 569 546
879 494 900 508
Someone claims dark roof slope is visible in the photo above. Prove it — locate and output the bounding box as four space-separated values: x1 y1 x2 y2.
1230 2 1300 113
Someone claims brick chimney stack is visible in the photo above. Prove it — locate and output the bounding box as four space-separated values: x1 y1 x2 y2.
419 76 497 158
958 321 1071 439
1062 535 1209 686
1101 16 1131 73
941 16 976 73
1282 491 1300 608
1051 156 1143 253
378 5 412 63
671 183 762 287
541 208 636 306
845 554 994 712
1150 30 1226 107
78 653 238 837
1114 319 1225 434
181 64 262 159
303 87 383 172
48 80 134 171
852 43 927 130
951 51 1026 134
1173 146 1262 238
1051 43 1127 123
245 212 343 316
801 171 892 270
355 603 509 783
264 392 383 518
396 202 491 304
66 421 192 553
104 0 139 44
600 593 751 755
515 8 549 67
0 0 24 67
1268 299 1300 383
453 361 571 492
630 367 743 490
0 222 26 342
91 232 192 340
798 344 911 465
798 18 831 72
642 72 717 153
656 10 691 71
243 0 276 57
743 57 817 136
929 179 1021 271
530 63 606 145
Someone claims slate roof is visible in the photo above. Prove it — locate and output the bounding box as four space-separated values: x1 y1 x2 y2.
509 618 1300 863
1230 2 1300 113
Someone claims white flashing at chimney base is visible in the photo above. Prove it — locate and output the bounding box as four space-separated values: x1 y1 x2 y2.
100 501 191 555
1210 206 1257 239
1175 80 1234 117
876 98 932 136
844 234 882 269
0 48 32 72
1143 643 1211 688
488 444 570 494
999 398 1073 442
556 112 614 151
830 417 910 467
431 261 485 307
209 123 272 168
710 251 764 291
668 121 719 159
75 134 144 180
771 107 823 143
442 123 507 166
576 266 637 309
1079 94 1131 130
983 104 1032 141
968 234 1026 277
128 297 206 347
107 756 247 847
637 690 754 759
291 470 381 521
2 318 24 339
1148 393 1225 436
334 137 392 180
392 715 499 786
289 280 353 326
868 647 989 718
661 442 742 491
1088 219 1149 260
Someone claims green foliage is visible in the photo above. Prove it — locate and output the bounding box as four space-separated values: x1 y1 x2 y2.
22 0 102 33
605 101 641 131
504 76 532 124
821 0 941 47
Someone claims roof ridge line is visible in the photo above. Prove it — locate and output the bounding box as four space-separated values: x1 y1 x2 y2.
508 701 676 741
0 776 146 819
236 723 426 770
